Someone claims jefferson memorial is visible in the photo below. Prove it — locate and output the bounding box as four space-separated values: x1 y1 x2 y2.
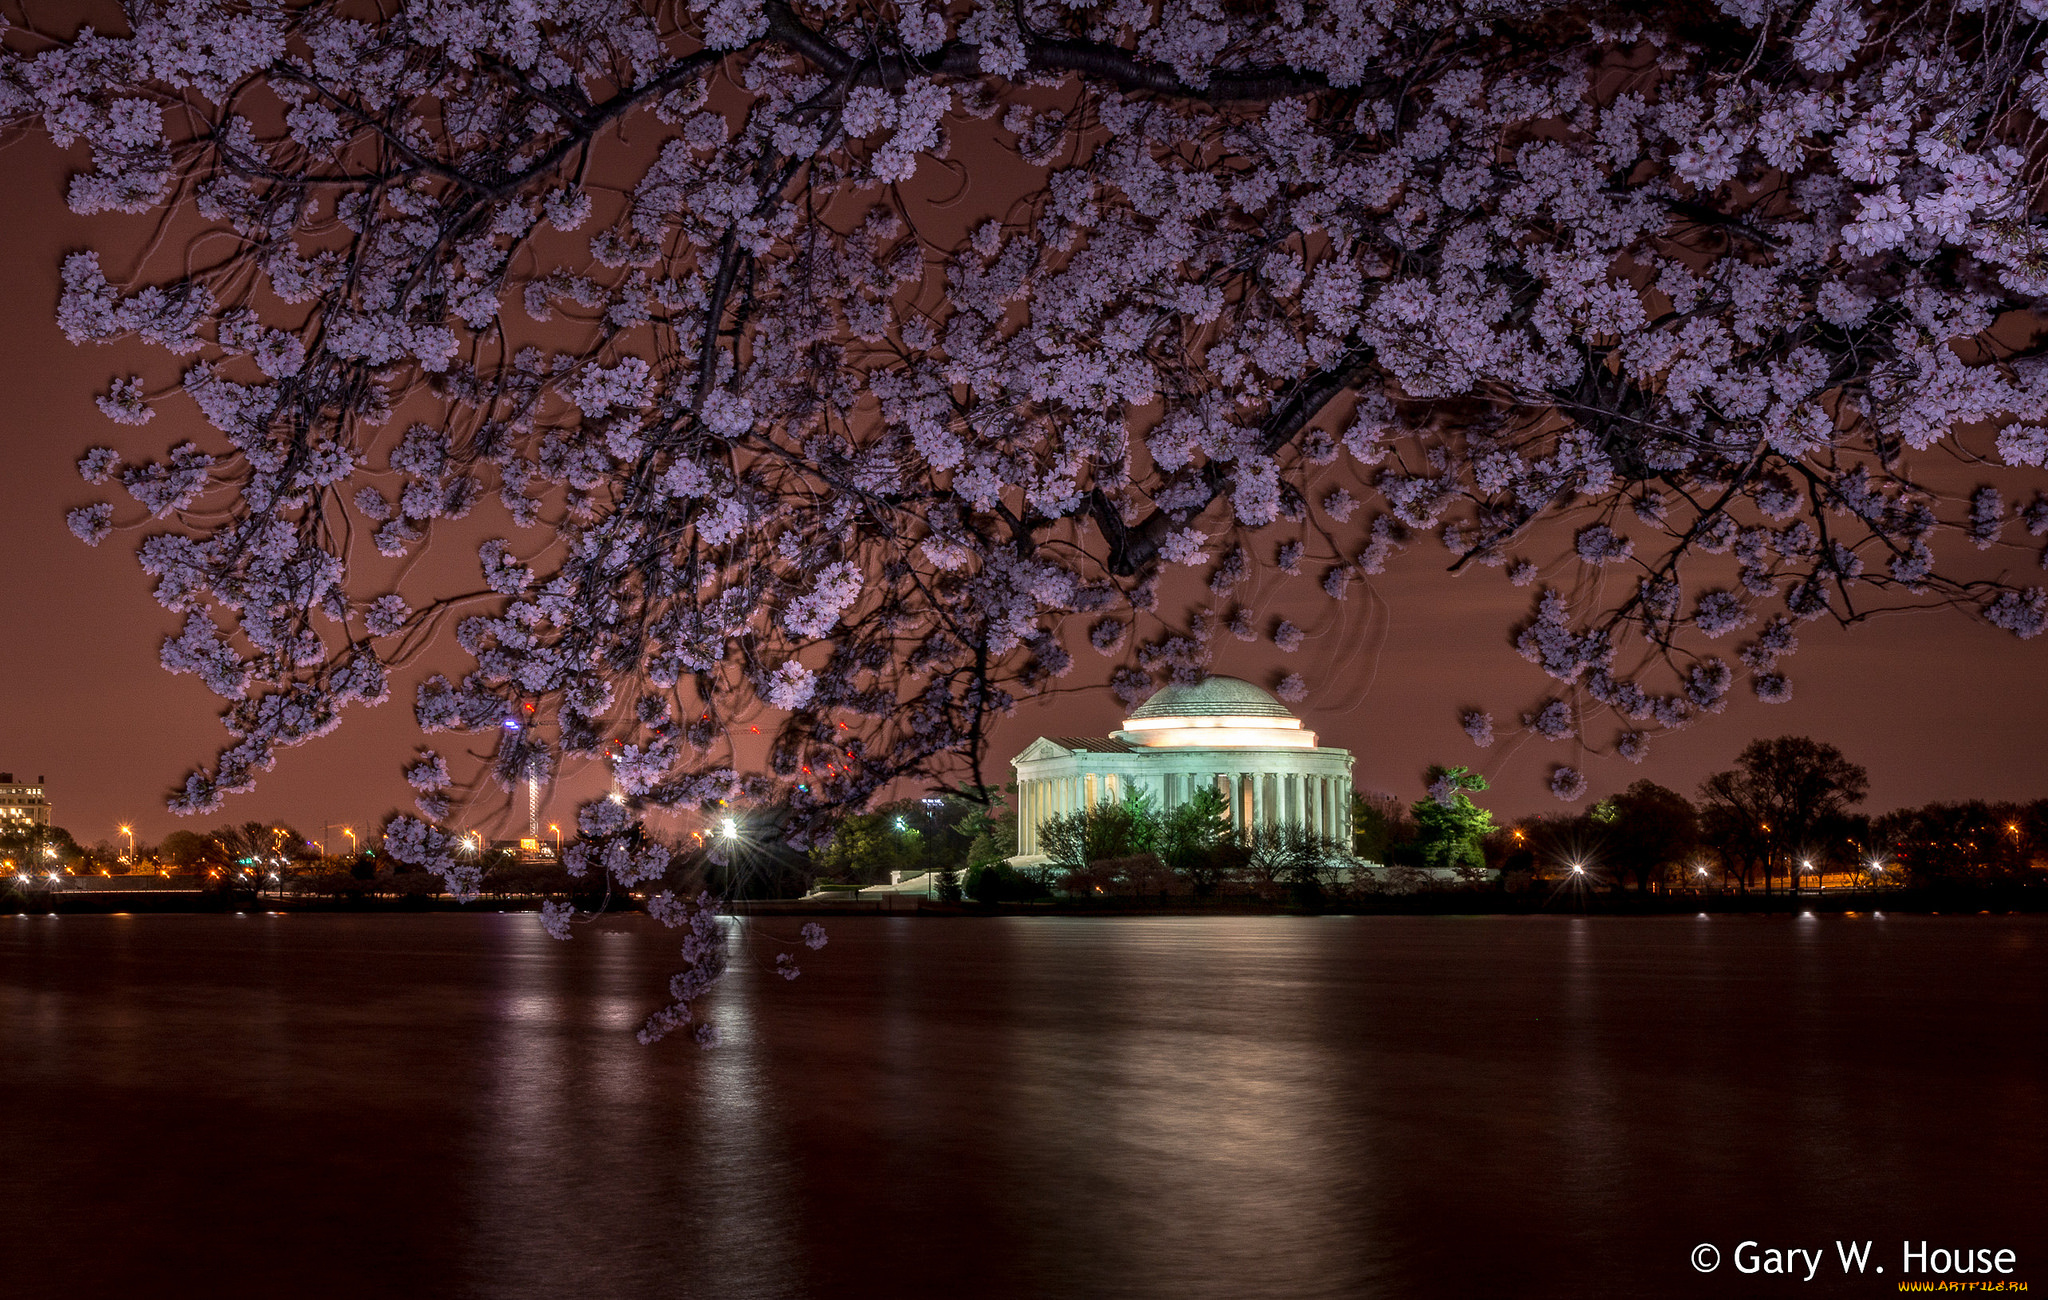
1009 676 1355 861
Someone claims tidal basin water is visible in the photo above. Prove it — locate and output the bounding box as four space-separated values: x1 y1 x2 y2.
2 913 2042 1299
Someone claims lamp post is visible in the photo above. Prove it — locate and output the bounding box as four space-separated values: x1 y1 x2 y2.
342 827 357 858
548 823 560 858
119 824 134 864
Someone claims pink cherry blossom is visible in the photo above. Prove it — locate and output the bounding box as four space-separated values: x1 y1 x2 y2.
7 0 2044 990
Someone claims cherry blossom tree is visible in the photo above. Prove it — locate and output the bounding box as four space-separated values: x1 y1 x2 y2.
8 1 2048 1000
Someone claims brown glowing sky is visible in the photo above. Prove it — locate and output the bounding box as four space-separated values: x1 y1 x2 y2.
2 123 2045 853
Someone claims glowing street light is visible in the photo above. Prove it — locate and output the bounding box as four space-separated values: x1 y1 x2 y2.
720 816 738 841
342 827 357 857
119 824 134 863
548 823 561 857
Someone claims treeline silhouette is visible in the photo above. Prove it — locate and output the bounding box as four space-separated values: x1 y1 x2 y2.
1483 737 2048 894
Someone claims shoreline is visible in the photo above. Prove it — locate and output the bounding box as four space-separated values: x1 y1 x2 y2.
6 883 2044 918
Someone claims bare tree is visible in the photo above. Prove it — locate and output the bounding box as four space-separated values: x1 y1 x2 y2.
1700 737 1869 893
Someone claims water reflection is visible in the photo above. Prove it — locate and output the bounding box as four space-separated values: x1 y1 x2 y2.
686 923 806 1300
1 913 2043 1299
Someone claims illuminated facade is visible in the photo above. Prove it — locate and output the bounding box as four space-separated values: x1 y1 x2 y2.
0 773 50 831
1009 677 1354 860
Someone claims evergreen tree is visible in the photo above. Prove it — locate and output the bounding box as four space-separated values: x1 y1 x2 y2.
1411 767 1494 876
1155 786 1231 894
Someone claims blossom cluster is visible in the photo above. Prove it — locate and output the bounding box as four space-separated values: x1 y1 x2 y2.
13 0 2047 887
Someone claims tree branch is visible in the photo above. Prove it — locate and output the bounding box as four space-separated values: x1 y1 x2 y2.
1095 353 1377 576
762 0 1344 103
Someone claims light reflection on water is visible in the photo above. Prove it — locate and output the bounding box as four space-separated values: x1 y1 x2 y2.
1 912 2044 1299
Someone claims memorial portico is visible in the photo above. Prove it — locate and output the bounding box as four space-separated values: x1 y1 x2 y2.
1009 676 1354 860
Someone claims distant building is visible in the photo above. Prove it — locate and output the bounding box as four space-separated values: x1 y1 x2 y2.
1008 676 1354 863
487 838 557 864
0 773 50 831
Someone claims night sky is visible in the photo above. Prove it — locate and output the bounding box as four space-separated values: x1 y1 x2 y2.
3 129 2045 851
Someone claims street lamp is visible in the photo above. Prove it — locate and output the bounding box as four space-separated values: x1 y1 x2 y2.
548 823 560 857
119 824 134 863
720 816 738 841
342 827 357 857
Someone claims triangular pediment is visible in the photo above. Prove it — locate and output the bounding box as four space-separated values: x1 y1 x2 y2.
1010 736 1076 766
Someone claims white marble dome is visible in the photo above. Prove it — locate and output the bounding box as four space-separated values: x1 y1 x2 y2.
1125 676 1297 721
1008 674 1353 861
1115 676 1316 750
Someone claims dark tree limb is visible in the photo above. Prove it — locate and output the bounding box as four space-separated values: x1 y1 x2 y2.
762 0 1343 103
1090 352 1378 576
